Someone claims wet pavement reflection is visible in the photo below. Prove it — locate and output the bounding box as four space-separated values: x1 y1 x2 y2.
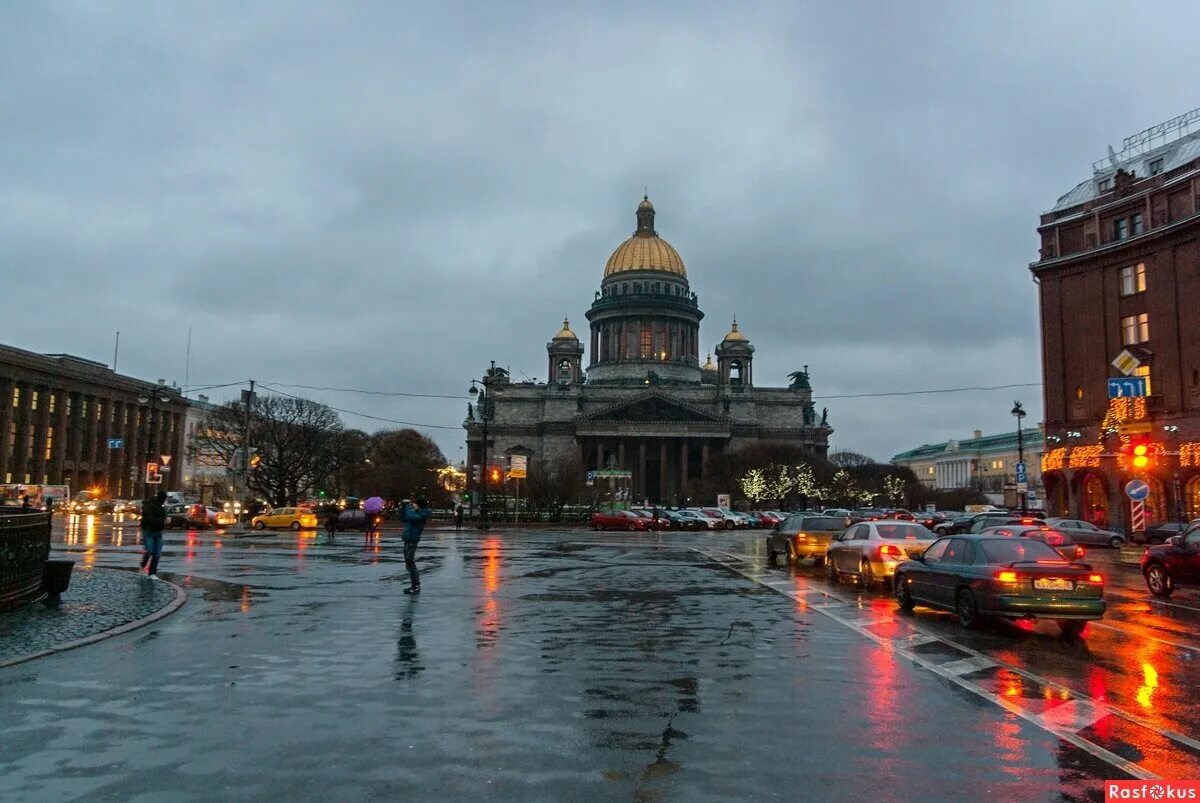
0 520 1194 799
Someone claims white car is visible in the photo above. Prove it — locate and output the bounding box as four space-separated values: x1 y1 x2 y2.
674 509 718 529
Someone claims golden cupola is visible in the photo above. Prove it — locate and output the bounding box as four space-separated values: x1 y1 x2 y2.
603 195 687 278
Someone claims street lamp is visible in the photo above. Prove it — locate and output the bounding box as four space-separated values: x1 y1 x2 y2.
1011 401 1026 515
469 360 496 529
137 389 172 498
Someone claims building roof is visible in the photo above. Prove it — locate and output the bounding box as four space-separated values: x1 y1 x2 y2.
721 320 747 342
604 196 687 278
1047 110 1200 213
891 427 1043 462
552 317 578 340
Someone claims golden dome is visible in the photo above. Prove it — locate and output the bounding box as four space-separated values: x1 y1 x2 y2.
702 353 717 372
722 319 747 342
552 317 578 340
603 195 687 278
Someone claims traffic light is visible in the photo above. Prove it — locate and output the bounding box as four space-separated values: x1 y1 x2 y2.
488 466 502 484
146 462 162 484
1123 435 1155 473
248 449 262 470
471 465 481 484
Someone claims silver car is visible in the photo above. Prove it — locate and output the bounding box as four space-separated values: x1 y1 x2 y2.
825 520 938 588
1044 518 1125 548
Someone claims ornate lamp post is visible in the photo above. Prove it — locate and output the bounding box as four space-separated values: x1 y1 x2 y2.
137 389 172 498
1011 401 1027 515
469 360 496 529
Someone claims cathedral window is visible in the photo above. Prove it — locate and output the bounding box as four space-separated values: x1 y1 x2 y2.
640 323 653 359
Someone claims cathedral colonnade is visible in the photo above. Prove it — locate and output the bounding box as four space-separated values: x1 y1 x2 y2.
579 435 718 504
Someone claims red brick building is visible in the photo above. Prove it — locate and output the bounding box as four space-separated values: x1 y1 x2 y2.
1032 109 1200 529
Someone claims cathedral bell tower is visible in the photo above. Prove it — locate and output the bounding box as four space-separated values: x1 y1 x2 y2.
547 318 584 385
716 319 754 387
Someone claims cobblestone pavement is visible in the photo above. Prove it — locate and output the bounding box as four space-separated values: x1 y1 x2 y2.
0 565 178 665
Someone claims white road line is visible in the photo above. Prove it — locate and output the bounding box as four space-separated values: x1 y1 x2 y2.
938 655 997 677
1041 699 1110 733
695 547 1160 780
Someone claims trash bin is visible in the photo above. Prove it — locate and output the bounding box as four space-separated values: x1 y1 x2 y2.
41 559 75 598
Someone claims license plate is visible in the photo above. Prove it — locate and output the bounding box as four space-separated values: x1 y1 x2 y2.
1034 578 1073 591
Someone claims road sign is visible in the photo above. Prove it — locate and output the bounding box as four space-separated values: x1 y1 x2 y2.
1130 500 1146 532
1015 461 1028 484
586 470 595 487
107 438 124 449
145 462 162 484
1016 482 1028 492
508 454 527 479
160 454 172 466
594 468 632 479
159 465 171 474
1112 349 1142 376
1118 421 1153 435
717 493 731 509
1124 479 1150 501
1108 377 1147 398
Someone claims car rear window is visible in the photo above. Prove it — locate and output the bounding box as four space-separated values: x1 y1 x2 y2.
877 524 931 539
980 539 1063 563
801 517 845 531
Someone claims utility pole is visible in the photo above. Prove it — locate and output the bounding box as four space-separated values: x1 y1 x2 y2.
1011 401 1026 515
240 380 255 519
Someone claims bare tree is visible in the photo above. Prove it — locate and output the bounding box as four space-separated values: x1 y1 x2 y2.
525 455 585 519
192 395 343 506
363 429 449 506
830 451 875 469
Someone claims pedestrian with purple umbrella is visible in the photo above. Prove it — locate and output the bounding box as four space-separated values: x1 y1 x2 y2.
363 495 384 540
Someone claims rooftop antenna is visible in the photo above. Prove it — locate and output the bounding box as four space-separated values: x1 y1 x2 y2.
112 331 119 372
183 326 192 398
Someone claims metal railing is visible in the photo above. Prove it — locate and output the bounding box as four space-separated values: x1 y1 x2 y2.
0 512 52 611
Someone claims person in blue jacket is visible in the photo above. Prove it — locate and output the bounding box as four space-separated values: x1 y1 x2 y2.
400 498 433 594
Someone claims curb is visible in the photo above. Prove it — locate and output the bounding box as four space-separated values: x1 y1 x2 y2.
0 578 188 670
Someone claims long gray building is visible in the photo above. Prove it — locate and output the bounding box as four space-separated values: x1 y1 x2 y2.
464 197 831 503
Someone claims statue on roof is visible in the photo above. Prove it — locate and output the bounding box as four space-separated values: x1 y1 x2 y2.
788 366 811 391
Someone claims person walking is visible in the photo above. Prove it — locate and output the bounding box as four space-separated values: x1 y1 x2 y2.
140 490 168 579
324 503 340 540
363 495 384 541
400 498 433 594
454 504 464 533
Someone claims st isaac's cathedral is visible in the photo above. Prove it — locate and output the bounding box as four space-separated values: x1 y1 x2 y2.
465 196 831 502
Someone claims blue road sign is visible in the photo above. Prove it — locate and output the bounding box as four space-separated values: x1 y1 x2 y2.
1015 461 1027 484
1108 377 1147 398
107 438 124 449
1124 479 1150 501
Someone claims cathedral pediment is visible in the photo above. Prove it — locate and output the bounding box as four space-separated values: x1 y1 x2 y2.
578 391 723 424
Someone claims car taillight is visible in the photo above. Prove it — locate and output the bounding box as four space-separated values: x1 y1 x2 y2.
1087 574 1103 584
996 570 1019 582
1075 546 1085 559
1044 533 1063 545
879 543 904 558
796 531 808 540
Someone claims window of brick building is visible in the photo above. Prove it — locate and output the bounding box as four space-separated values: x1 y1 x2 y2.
1150 158 1164 175
1114 218 1129 241
1135 365 1153 395
1098 178 1111 191
30 390 38 411
1120 263 1147 295
48 393 55 413
1131 212 1144 235
12 387 19 409
45 427 53 461
1122 313 1150 345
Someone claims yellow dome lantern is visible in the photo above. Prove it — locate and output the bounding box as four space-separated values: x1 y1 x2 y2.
722 319 747 342
603 195 687 278
702 353 717 372
552 317 578 341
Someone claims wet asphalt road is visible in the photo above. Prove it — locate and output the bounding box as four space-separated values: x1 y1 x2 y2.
1 517 1199 801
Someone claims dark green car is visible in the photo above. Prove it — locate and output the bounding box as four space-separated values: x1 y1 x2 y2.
893 534 1106 637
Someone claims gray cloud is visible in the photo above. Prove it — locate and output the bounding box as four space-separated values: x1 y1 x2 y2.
2 1 1197 462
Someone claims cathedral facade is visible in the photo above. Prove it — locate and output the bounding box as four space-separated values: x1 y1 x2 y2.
465 197 831 502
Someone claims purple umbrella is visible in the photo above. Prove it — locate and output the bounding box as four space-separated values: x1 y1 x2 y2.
363 496 384 514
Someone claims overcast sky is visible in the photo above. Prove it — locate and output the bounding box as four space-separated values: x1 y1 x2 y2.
3 2 1197 463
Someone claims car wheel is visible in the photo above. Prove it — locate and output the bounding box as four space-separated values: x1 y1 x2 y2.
956 588 985 629
766 540 777 566
825 558 838 581
785 541 796 564
1058 620 1087 638
860 559 876 589
896 576 915 611
253 521 265 530
290 521 301 531
627 523 637 531
1145 564 1174 597
1108 536 1123 549
812 555 825 566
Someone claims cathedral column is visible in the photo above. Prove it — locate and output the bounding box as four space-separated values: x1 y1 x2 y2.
638 441 647 500
701 441 710 479
680 440 689 493
596 442 605 472
662 439 672 501
618 438 626 470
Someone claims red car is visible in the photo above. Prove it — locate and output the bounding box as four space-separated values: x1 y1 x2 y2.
590 509 650 531
753 511 783 527
1141 523 1200 597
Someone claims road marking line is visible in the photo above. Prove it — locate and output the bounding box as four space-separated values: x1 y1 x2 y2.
1088 621 1200 653
694 548 1159 781
937 655 997 677
1041 699 1110 733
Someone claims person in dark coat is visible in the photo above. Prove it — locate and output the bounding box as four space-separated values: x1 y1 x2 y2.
400 498 433 594
140 491 168 578
454 504 464 533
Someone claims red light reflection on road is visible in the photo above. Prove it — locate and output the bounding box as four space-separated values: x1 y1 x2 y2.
473 537 503 707
240 585 252 614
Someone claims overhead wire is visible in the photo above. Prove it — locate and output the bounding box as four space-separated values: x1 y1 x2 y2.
258 383 463 431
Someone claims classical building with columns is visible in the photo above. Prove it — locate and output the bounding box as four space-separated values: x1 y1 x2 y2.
0 344 187 498
465 197 831 503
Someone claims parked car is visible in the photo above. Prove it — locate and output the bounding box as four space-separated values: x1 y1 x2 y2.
978 525 1084 561
731 511 761 528
752 511 783 528
252 506 319 531
1043 518 1125 548
1139 521 1195 545
207 506 238 528
659 509 699 530
590 509 649 531
698 508 744 529
967 515 1045 534
766 514 850 564
165 503 210 529
629 508 671 529
672 511 715 528
825 521 938 587
1141 523 1200 597
893 534 1105 636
